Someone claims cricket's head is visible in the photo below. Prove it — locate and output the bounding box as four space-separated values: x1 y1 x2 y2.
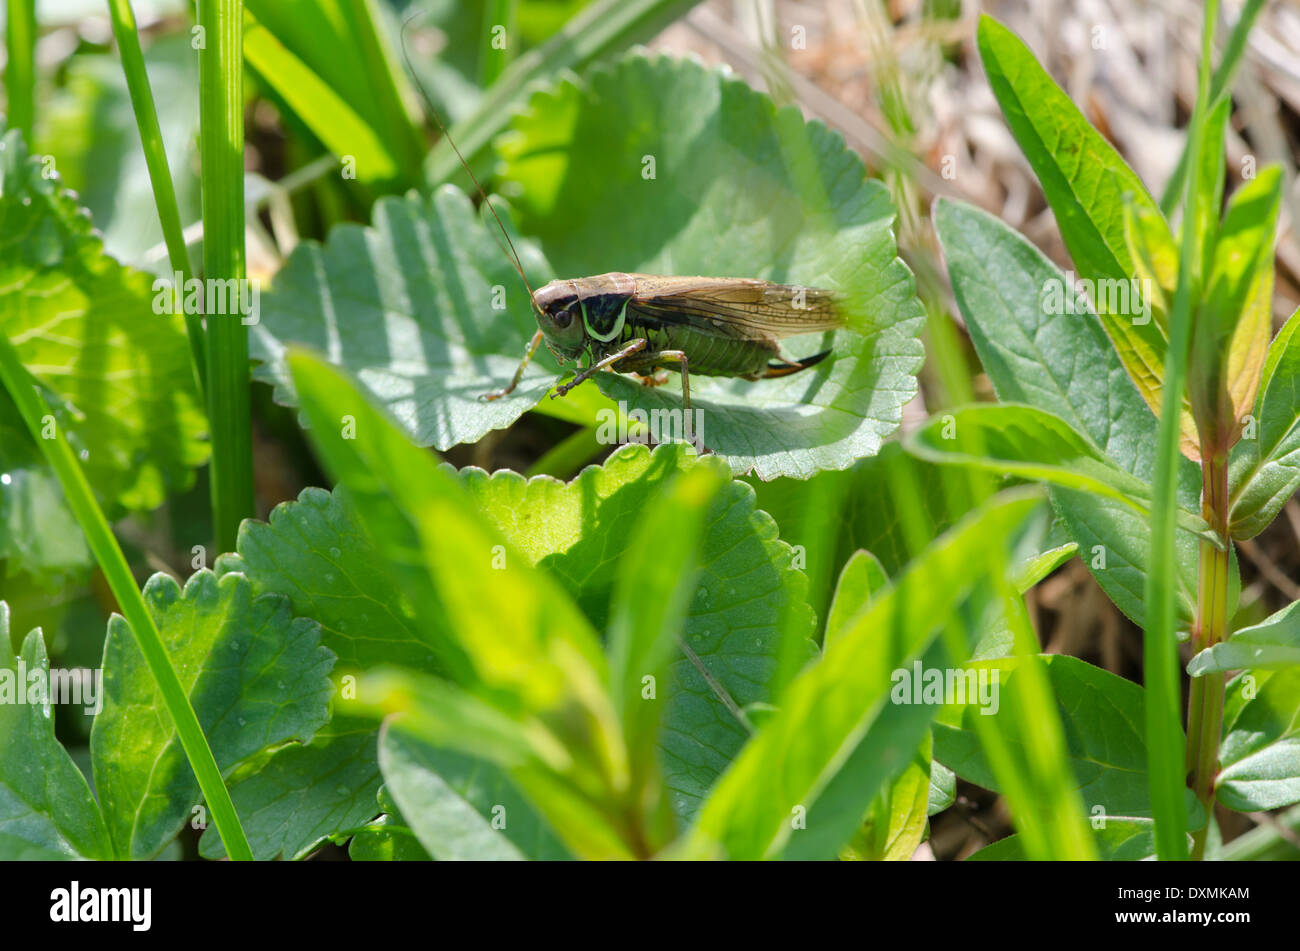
532 280 589 360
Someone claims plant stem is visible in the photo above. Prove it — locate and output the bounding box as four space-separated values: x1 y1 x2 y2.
0 339 252 861
198 0 256 552
1188 447 1229 860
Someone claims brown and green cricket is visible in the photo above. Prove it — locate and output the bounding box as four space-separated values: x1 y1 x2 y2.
481 271 843 411
398 16 843 413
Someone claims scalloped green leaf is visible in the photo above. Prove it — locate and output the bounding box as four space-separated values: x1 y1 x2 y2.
493 53 924 478
0 603 112 860
90 571 335 860
0 124 208 542
458 442 816 816
249 186 559 451
197 715 382 861
216 486 439 673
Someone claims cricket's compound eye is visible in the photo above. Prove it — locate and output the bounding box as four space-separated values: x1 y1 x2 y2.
551 306 574 329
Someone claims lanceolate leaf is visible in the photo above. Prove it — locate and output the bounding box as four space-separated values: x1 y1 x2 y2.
377 726 570 861
1217 669 1300 812
1189 166 1282 451
906 403 1215 543
288 352 638 859
1229 305 1300 539
932 197 1205 627
0 603 112 860
1188 600 1300 674
497 53 926 479
977 15 1172 429
90 571 335 860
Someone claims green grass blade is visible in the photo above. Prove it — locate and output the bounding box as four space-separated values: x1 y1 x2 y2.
479 0 517 87
0 338 252 861
1144 0 1222 862
198 0 256 552
105 0 207 397
1158 0 1267 215
4 0 36 143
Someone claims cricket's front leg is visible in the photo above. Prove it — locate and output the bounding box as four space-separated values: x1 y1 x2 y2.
552 338 647 399
480 329 544 401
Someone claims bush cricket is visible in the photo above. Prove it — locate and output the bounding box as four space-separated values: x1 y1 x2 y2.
401 17 844 416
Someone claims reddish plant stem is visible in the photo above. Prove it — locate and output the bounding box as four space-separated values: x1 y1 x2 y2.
1187 446 1229 860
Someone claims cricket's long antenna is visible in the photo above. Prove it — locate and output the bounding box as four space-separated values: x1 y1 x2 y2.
399 12 540 312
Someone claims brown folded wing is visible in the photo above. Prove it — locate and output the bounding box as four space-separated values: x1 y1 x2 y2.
626 274 842 340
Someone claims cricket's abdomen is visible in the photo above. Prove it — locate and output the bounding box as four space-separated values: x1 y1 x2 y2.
613 311 776 377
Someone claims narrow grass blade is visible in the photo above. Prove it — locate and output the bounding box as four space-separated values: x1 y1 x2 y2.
0 338 252 861
198 0 256 552
105 0 207 396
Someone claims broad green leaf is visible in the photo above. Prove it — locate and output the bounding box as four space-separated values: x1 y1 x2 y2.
1189 600 1300 675
932 197 1204 626
288 352 636 858
682 488 1041 860
1230 306 1300 538
216 486 439 672
906 403 1215 543
1189 166 1282 452
458 443 816 817
496 53 926 478
378 726 570 861
198 716 381 861
0 406 89 587
90 571 335 860
284 348 615 721
977 16 1171 428
250 187 559 451
0 603 112 860
1217 669 1300 811
935 655 1203 829
423 0 719 184
206 487 435 859
0 123 208 530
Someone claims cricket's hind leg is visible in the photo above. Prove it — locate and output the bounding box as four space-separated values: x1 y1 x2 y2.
759 348 833 379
